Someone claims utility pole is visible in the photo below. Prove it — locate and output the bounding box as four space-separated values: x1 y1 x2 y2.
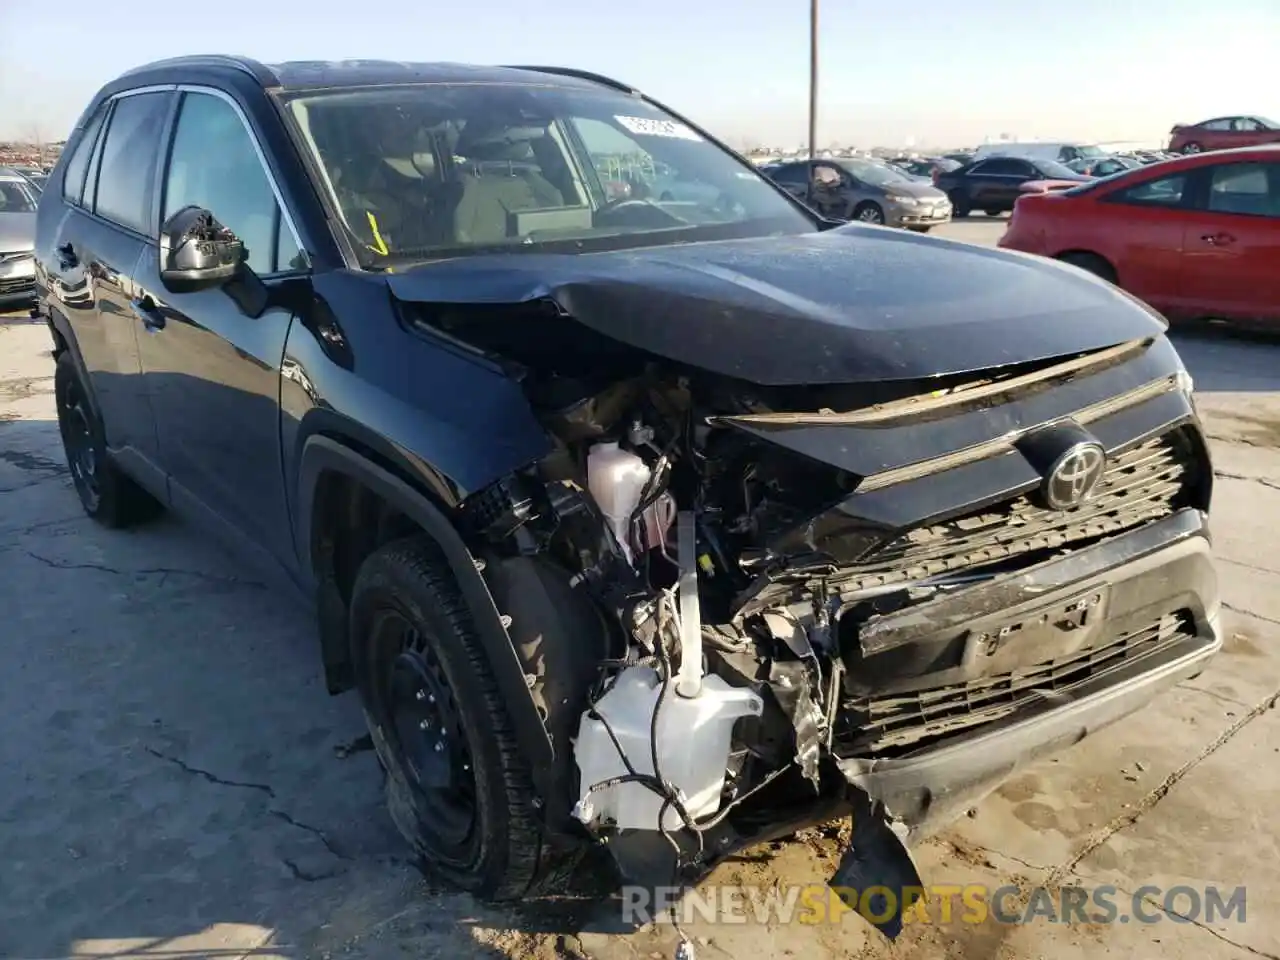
808 0 819 162
806 0 819 205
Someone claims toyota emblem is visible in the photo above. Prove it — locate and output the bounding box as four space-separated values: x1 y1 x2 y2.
1043 441 1107 510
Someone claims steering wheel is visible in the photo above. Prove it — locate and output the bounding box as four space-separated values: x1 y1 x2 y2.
712 191 748 219
597 197 658 214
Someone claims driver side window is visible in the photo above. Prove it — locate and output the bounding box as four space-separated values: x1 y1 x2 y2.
162 91 305 275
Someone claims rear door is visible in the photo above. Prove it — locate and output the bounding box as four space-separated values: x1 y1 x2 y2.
766 162 810 201
46 89 174 479
1178 160 1280 322
132 86 309 566
965 158 1028 209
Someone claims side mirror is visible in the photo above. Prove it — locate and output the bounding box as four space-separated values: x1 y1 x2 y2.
159 205 245 294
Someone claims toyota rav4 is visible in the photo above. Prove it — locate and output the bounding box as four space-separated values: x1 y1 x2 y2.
34 56 1220 936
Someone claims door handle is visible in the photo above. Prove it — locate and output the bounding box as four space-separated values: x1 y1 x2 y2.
1201 232 1237 246
130 296 166 332
56 242 77 268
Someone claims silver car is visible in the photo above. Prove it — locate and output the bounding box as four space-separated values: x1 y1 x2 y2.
0 169 39 307
763 157 952 231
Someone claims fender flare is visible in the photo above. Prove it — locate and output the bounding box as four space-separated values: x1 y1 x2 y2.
47 307 101 421
295 435 556 788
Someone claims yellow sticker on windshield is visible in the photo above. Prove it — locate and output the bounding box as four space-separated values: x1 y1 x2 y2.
366 211 390 256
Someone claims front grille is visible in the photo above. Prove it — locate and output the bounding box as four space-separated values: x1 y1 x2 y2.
0 277 33 296
837 430 1194 590
835 610 1195 756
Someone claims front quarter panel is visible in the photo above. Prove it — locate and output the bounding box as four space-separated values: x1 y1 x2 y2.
279 271 553 553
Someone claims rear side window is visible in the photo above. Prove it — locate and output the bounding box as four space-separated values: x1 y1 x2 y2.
976 159 1025 176
767 163 807 186
1206 163 1280 218
93 91 171 234
61 106 108 205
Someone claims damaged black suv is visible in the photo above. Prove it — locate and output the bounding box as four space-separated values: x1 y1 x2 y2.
35 57 1219 932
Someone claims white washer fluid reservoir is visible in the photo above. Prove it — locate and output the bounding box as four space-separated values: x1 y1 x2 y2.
573 666 763 832
587 441 651 564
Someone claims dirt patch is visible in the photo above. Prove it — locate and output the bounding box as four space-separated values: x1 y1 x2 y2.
0 375 54 401
1225 629 1265 657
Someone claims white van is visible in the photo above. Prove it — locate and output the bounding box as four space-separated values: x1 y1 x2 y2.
971 142 1109 165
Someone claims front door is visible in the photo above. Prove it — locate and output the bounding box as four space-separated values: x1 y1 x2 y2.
133 87 309 566
1093 169 1193 315
1179 160 1280 323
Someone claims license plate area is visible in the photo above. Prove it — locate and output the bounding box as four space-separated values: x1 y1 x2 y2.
959 588 1109 675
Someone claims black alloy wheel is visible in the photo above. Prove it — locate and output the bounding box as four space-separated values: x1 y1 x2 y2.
53 352 161 527
349 536 571 900
57 361 100 513
372 611 478 847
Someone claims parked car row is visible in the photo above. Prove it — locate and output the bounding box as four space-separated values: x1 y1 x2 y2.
759 156 952 229
1000 145 1280 326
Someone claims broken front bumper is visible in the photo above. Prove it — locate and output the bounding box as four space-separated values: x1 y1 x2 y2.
836 507 1220 838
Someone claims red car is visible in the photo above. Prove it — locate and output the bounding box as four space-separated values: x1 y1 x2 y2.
999 146 1280 325
1169 116 1280 154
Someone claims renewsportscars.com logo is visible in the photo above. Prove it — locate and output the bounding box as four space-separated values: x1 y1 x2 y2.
622 883 1248 927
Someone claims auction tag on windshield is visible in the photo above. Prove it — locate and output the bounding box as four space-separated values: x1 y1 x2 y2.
615 115 704 141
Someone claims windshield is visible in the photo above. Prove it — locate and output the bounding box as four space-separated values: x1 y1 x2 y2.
1258 117 1279 129
0 180 37 213
1075 145 1107 158
280 83 816 264
839 158 910 186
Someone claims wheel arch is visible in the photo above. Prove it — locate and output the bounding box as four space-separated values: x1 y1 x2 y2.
46 307 97 416
296 434 556 783
1052 248 1119 284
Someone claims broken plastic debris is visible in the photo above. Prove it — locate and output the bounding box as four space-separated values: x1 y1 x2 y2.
828 798 923 940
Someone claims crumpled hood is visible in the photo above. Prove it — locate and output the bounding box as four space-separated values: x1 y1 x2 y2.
386 225 1166 386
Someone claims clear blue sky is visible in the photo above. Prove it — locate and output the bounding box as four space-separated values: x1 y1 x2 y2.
1 0 1276 148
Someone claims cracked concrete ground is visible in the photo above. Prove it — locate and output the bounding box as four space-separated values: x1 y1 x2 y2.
3 217 1279 959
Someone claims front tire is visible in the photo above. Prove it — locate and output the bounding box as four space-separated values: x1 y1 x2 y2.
349 535 571 900
1181 142 1202 155
948 191 970 217
53 352 162 528
1057 251 1117 285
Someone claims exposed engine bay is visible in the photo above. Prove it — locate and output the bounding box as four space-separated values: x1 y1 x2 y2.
430 286 1209 940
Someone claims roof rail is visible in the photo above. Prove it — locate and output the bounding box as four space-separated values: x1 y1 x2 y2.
117 55 278 86
501 65 637 94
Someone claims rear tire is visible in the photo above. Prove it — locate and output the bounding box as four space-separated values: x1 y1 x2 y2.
53 352 162 528
984 208 1003 217
1057 252 1118 285
349 535 576 900
853 201 885 224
